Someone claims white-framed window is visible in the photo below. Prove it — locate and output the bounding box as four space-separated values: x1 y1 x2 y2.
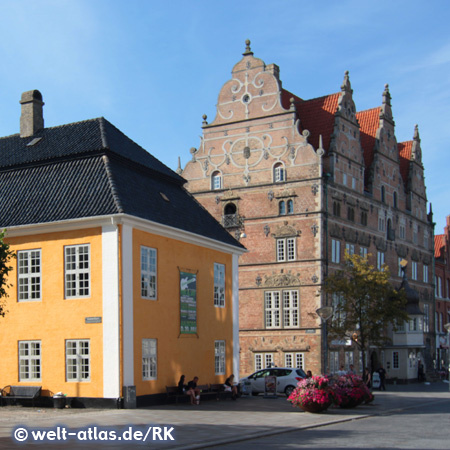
345 243 355 256
360 246 368 258
396 320 405 332
19 341 41 381
332 293 346 326
285 352 304 369
65 244 90 298
18 249 41 301
377 251 385 270
264 291 280 328
142 338 157 380
255 353 273 371
66 339 90 381
408 317 422 332
345 351 354 370
331 239 341 263
214 263 225 307
283 290 299 328
343 173 347 186
273 163 285 182
423 265 428 283
141 246 157 299
392 351 399 369
399 223 406 240
412 261 418 281
413 225 418 244
265 290 299 329
277 237 296 262
211 171 222 190
352 177 356 190
378 216 385 232
215 340 226 375
423 304 430 333
329 351 339 374
436 276 443 298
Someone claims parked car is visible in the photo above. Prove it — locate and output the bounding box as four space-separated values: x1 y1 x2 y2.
239 367 307 397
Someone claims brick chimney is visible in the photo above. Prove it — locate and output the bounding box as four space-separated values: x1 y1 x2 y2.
20 90 44 138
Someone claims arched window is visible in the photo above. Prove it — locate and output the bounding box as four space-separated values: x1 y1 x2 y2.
279 201 286 215
360 211 368 226
333 201 341 217
273 163 285 182
224 203 236 215
287 199 294 214
347 207 354 222
211 171 222 190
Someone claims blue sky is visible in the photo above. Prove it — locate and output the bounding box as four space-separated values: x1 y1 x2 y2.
0 0 449 231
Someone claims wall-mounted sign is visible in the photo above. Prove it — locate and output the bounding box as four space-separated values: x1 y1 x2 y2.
180 271 197 334
85 317 102 324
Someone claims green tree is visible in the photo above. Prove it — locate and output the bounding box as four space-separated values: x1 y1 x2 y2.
0 230 15 318
322 252 408 372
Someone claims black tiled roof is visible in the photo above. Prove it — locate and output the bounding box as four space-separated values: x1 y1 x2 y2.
0 117 183 183
0 118 244 250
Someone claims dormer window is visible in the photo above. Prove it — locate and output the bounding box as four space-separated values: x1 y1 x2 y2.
273 163 285 183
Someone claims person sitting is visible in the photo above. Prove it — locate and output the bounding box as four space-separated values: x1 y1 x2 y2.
187 376 201 405
224 374 239 399
306 370 313 378
177 375 187 395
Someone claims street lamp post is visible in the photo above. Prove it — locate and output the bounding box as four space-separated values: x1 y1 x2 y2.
444 323 450 392
316 306 333 375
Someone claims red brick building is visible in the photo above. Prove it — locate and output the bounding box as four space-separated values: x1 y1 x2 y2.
434 217 450 371
182 41 435 381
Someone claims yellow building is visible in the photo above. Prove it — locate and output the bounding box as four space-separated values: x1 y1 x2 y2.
0 90 245 407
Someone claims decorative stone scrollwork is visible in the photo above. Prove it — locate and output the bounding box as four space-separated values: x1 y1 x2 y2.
263 270 301 287
272 221 301 238
311 184 319 196
311 275 319 284
311 224 319 237
263 224 270 237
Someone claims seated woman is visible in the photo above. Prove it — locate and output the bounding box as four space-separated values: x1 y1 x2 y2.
186 376 201 405
177 375 187 395
224 374 239 400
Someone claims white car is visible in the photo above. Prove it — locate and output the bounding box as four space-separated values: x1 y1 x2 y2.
240 367 307 397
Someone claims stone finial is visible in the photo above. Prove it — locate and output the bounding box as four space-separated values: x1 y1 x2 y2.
19 90 44 138
242 39 253 56
411 124 422 163
202 114 208 126
413 124 420 142
176 156 183 174
379 83 393 122
382 84 392 106
341 70 352 93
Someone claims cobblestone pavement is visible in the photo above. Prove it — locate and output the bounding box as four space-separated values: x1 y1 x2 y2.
0 382 448 449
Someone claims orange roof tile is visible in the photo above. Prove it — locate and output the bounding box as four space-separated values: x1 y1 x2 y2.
356 108 380 171
398 140 412 186
292 92 340 151
435 234 445 259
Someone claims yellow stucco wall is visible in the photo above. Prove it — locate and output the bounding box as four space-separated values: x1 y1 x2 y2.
132 229 235 396
0 228 104 398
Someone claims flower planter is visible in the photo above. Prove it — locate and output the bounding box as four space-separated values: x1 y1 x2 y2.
299 401 331 413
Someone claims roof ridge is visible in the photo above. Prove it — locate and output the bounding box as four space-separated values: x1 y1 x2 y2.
102 154 124 213
356 106 381 114
99 117 109 149
301 92 340 103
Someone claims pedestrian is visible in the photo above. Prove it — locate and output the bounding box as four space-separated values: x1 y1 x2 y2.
378 365 386 391
418 361 425 382
363 367 371 388
187 376 201 405
348 364 355 375
224 374 239 400
306 370 312 378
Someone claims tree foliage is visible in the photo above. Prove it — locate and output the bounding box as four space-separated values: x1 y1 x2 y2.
0 230 15 318
322 253 408 369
